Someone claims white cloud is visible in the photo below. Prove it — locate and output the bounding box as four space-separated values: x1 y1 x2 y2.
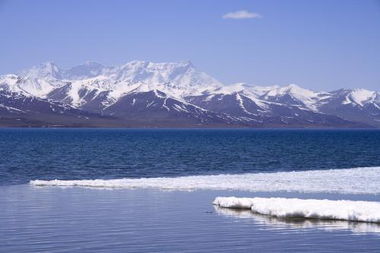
222 10 262 20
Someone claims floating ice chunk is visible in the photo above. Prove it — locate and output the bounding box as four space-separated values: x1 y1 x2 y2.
213 197 380 223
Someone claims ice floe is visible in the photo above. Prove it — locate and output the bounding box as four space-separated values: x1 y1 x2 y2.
213 197 380 223
30 167 380 195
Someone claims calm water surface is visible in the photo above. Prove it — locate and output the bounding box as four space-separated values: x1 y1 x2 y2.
1 129 380 252
1 186 380 253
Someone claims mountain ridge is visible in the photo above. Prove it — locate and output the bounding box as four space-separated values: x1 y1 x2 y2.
0 61 378 128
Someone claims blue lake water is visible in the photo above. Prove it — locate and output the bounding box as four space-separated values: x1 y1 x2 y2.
1 128 380 185
1 129 380 252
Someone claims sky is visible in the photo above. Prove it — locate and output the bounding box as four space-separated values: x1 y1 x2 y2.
0 0 379 91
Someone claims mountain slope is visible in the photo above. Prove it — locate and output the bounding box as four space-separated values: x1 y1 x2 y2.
318 89 380 127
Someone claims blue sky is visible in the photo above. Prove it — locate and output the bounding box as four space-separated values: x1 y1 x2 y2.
0 0 379 90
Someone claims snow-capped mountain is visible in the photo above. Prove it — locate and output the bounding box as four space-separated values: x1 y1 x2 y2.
0 61 378 127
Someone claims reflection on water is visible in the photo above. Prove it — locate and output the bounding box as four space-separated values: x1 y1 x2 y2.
1 185 380 252
214 206 380 235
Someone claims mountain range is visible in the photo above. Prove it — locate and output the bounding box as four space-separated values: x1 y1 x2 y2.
0 61 379 128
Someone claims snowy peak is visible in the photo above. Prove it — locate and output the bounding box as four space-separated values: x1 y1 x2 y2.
346 89 377 106
328 88 379 107
15 60 222 98
109 60 221 94
21 62 63 80
263 84 318 99
209 83 248 95
258 84 320 110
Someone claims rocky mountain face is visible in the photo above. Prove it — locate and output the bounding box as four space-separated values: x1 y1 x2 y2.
0 61 378 128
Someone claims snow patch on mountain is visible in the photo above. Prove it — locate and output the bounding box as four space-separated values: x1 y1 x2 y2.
261 84 322 111
345 89 377 107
